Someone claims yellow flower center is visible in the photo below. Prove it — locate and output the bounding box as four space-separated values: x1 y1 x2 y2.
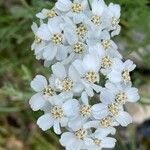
35 36 42 43
51 33 63 45
112 17 120 26
73 42 84 54
91 15 101 25
108 103 119 116
51 106 64 119
43 86 55 96
101 56 112 69
47 10 57 18
75 129 87 140
122 70 130 82
101 40 110 49
61 78 73 91
100 116 112 128
85 71 97 83
80 105 91 117
115 92 128 105
94 138 101 146
76 24 88 38
72 3 82 13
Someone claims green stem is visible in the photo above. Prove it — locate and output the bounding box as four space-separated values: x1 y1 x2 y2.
87 0 92 10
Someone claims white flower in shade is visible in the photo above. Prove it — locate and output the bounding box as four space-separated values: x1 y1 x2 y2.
73 54 102 97
29 75 56 111
68 92 102 131
60 18 88 64
84 129 116 150
87 30 122 58
37 19 68 62
37 95 79 134
107 3 121 36
107 59 136 83
63 16 91 43
31 22 46 60
60 128 89 150
88 43 122 75
56 0 88 23
86 0 108 30
51 62 84 96
95 90 133 127
36 8 60 21
102 82 140 105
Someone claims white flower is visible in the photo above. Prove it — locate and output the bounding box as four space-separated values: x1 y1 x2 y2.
31 22 46 60
51 62 84 96
73 54 102 97
84 129 116 150
36 8 60 21
86 0 108 31
96 90 133 126
60 128 89 150
107 59 136 83
103 82 140 105
87 30 121 58
56 0 89 23
29 75 56 111
37 95 79 134
88 43 122 75
68 92 103 131
107 3 121 36
37 19 68 62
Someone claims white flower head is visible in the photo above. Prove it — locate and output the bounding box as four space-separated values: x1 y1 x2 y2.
84 129 116 150
107 59 136 83
36 8 60 21
37 19 68 62
30 0 140 149
107 3 121 36
37 95 79 134
56 0 89 23
29 75 56 111
60 128 90 150
51 62 84 96
73 54 102 97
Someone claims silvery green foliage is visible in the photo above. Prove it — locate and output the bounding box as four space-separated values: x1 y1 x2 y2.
30 0 140 149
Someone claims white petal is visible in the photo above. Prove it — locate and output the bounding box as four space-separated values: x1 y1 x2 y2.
56 46 68 61
56 0 72 12
83 54 100 72
69 117 86 131
84 121 99 129
60 132 75 147
101 137 116 148
81 91 89 105
73 59 86 76
53 120 61 135
63 99 80 117
100 89 115 104
37 114 54 131
31 75 47 92
37 24 50 41
29 93 46 111
127 88 140 102
107 70 122 83
52 62 66 79
115 111 132 127
69 65 81 81
31 22 38 34
43 44 57 61
92 103 108 119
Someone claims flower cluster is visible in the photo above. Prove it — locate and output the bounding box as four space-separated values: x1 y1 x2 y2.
30 0 140 149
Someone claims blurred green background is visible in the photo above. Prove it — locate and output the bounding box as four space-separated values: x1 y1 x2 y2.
0 0 150 149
